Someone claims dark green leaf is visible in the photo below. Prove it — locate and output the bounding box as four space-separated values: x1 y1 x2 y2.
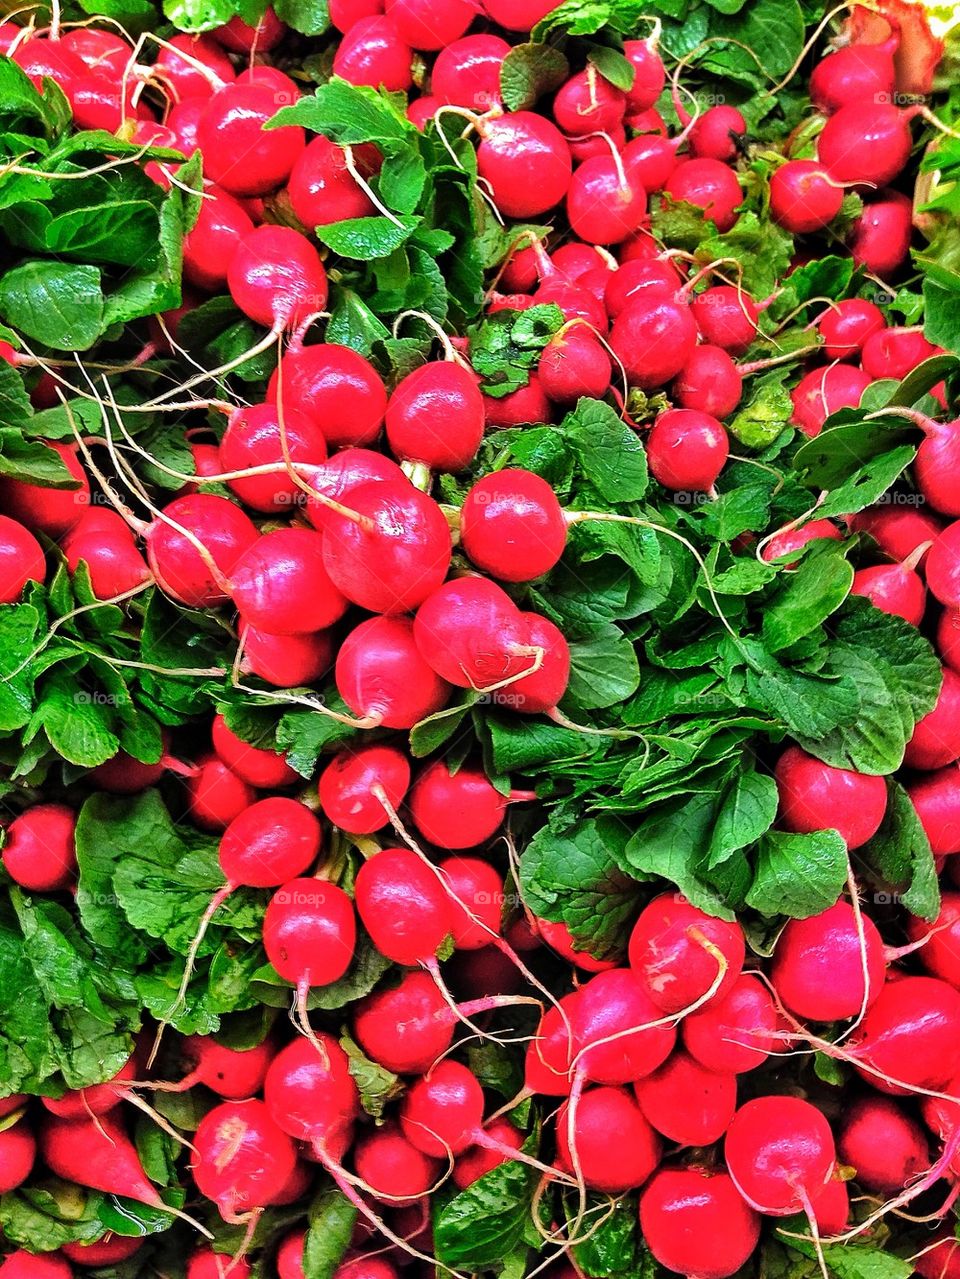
746 829 849 918
858 781 940 922
0 261 103 351
317 214 419 260
500 43 569 111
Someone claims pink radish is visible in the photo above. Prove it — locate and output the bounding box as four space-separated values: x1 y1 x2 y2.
610 294 698 387
525 994 581 1095
689 105 746 162
355 847 455 965
664 158 741 231
915 1233 960 1279
264 1035 358 1154
862 326 938 381
335 615 451 728
384 361 484 472
219 402 328 513
187 755 256 831
192 1099 298 1220
42 1057 135 1118
431 34 509 109
230 528 349 636
908 766 960 855
197 84 305 196
305 450 404 529
647 407 730 492
790 363 872 437
640 1166 760 1279
628 893 745 1014
408 761 535 849
353 970 455 1074
572 968 675 1084
0 1254 73 1279
810 1177 850 1236
152 33 234 99
2 804 76 892
0 441 89 539
40 1112 180 1214
928 522 960 607
288 136 376 228
622 131 678 191
940 608 960 672
623 38 665 111
538 327 612 403
62 512 150 600
851 550 928 626
690 285 760 355
64 1236 144 1267
810 40 897 113
211 714 297 789
385 0 473 50
228 226 327 330
682 974 779 1074
817 299 886 360
170 1034 274 1100
90 731 194 795
481 373 552 428
333 16 413 92
905 668 960 768
329 0 385 33
556 1085 660 1192
453 1118 522 1188
914 418 960 517
553 67 625 136
851 975 960 1093
634 1049 737 1146
775 745 887 848
673 345 743 418
849 191 913 276
907 893 960 986
145 494 258 609
62 27 133 77
183 187 254 292
769 160 842 233
847 505 942 563
440 856 504 948
263 877 357 990
762 520 843 563
771 899 885 1021
0 515 44 602
239 623 333 687
536 917 617 971
214 6 286 50
186 1250 251 1279
353 1122 439 1199
566 155 647 245
818 102 914 187
725 1096 835 1215
838 1096 928 1194
0 1121 35 1193
481 0 562 32
269 346 387 450
476 112 572 219
319 745 411 835
412 576 531 685
604 258 683 318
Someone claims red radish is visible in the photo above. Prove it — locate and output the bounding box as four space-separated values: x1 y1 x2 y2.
219 798 322 889
537 917 617 971
353 970 455 1074
333 15 413 91
908 893 960 987
440 857 505 949
432 34 509 108
604 258 682 317
838 1096 928 1194
62 515 150 600
725 1096 835 1215
623 39 665 111
385 361 484 472
476 113 572 219
63 1236 144 1267
187 754 256 831
0 515 44 602
538 326 612 403
535 276 607 330
275 1233 307 1279
664 158 741 232
610 294 698 387
174 1034 274 1099
551 242 613 281
230 529 349 636
288 136 376 228
215 6 285 50
852 975 960 1093
192 1099 298 1220
412 575 527 684
553 67 625 135
0 1121 35 1193
525 994 581 1095
353 1121 440 1199
40 1111 167 1208
240 623 333 687
228 226 327 330
90 734 189 794
810 1176 849 1236
499 240 542 292
146 493 258 609
336 615 451 728
319 745 411 835
691 286 760 355
683 974 779 1073
482 373 552 428
197 85 304 196
775 745 886 848
629 894 745 1014
689 105 745 162
851 553 927 626
0 1254 73 1279
673 345 742 418
640 1166 760 1279
790 363 872 437
62 28 132 77
270 346 387 450
0 441 89 539
211 715 296 789
915 1232 960 1279
454 940 524 999
264 1035 359 1152
818 102 914 187
0 1095 26 1117
219 402 327 513
2 803 76 892
385 0 473 50
905 668 960 769
623 132 678 191
152 33 234 99
908 765 960 855
167 98 206 153
928 522 960 607
566 155 647 245
810 41 897 113
862 326 937 382
940 608 960 672
398 1060 487 1157
915 420 960 518
305 451 404 530
481 0 561 29
847 505 942 562
772 899 885 1022
769 160 842 233
336 1259 398 1279
627 105 668 135
355 847 455 964
409 761 534 849
556 1086 659 1192
12 40 87 90
817 299 885 360
620 223 661 259
186 1250 251 1279
42 1058 135 1119
329 0 384 31
647 407 730 492
453 1118 522 1188
849 191 913 276
572 968 675 1084
264 877 357 989
634 1050 737 1146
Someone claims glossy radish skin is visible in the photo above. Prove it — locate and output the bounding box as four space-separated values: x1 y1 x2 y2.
481 0 561 31
440 856 505 948
321 481 452 614
538 328 612 403
838 1096 928 1194
623 132 678 192
63 520 150 600
219 402 327 513
914 1232 960 1279
690 286 759 355
810 42 897 113
556 1086 660 1192
673 345 742 418
553 67 626 136
332 15 413 91
409 761 518 849
623 39 665 111
432 34 509 109
353 1121 440 1199
537 917 617 971
940 608 960 673
319 745 411 835
477 113 572 219
817 299 885 360
851 560 926 626
0 441 89 539
769 160 842 233
640 1167 760 1279
399 1059 484 1156
928 522 960 608
353 970 454 1074
849 191 913 276
771 899 885 1021
228 226 328 330
665 158 741 232
412 576 527 689
336 615 451 728
186 1251 251 1279
356 847 456 964
330 0 385 32
152 33 234 99
915 419 960 517
459 469 566 582
385 0 473 50
270 345 387 449
264 1035 359 1148
725 1096 836 1215
62 28 133 77
762 518 842 562
511 611 571 714
610 295 698 388
688 105 745 162
818 103 913 187
219 798 322 888
790 363 872 437
240 624 333 688
2 804 76 892
907 892 960 986
264 877 356 987
535 277 607 330
775 745 886 848
306 452 404 530
40 1112 163 1207
192 1099 298 1218
525 995 580 1095
850 975 960 1093
682 974 779 1074
862 326 938 381
198 85 305 196
481 373 552 428
604 258 682 318
187 754 256 832
178 1034 274 1100
42 1058 135 1119
905 667 960 768
647 407 730 492
288 135 376 228
231 528 349 636
908 766 960 855
0 515 44 602
0 1122 35 1193
566 156 647 245
183 186 254 292
64 1236 145 1267
634 1050 738 1146
385 361 485 471
454 1118 522 1188
629 894 745 1014
212 714 297 789
148 494 259 610
0 1253 74 1279
574 968 675 1084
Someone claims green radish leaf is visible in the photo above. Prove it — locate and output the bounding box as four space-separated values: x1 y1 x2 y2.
859 781 940 922
340 1033 404 1119
761 541 854 652
587 44 635 90
746 829 849 919
434 1139 539 1268
500 43 570 111
274 0 330 34
0 261 104 351
0 1187 106 1252
566 624 641 710
727 371 793 448
303 1185 357 1279
571 1195 639 1277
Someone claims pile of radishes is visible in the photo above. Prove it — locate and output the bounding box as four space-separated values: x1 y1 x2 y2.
1 0 960 1274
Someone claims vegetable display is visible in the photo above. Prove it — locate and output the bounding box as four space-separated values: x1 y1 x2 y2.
0 0 959 1276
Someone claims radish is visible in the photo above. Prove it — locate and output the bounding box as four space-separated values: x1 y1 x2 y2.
775 745 887 849
168 98 206 153
0 441 89 539
647 407 730 493
192 1099 298 1220
790 363 872 437
385 360 484 473
849 191 913 276
664 159 742 232
319 745 411 835
536 917 617 971
909 766 960 856
688 105 746 162
771 899 885 1021
333 16 413 92
355 847 455 965
604 258 682 318
62 28 133 77
838 1096 928 1194
152 33 234 99
861 327 938 382
566 155 647 245
353 970 455 1074
850 975 960 1093
769 160 842 233
610 294 698 388
623 132 678 192
186 1250 252 1279
63 1236 145 1266
905 668 960 768
90 732 193 794
335 616 451 729
847 505 942 562
218 798 323 890
639 1166 760 1279
264 1035 358 1154
330 0 385 32
908 893 960 987
927 522 960 607
288 136 377 228
230 529 349 636
525 994 580 1095
215 5 286 49
572 968 675 1084
940 608 960 673
145 494 258 609
725 1096 835 1215
915 1233 960 1279
336 1259 399 1279
851 551 928 626
187 754 256 831
476 113 572 219
810 40 897 114
408 761 535 849
431 34 510 109
263 877 357 990
629 894 745 1014
634 1049 738 1146
304 452 404 531
385 0 473 50
481 0 562 31
817 299 886 360
228 226 328 331
2 803 76 892
623 39 665 112
761 519 843 563
440 856 504 948
0 1121 35 1193
276 1234 307 1279
169 1034 275 1099
397 1060 487 1157
673 344 743 418
0 1095 26 1117
534 276 607 330
239 623 333 687
553 67 626 135
182 187 254 293
0 1254 73 1279
321 481 452 615
914 419 960 518
412 576 530 684
453 1117 522 1188
62 513 151 600
42 1057 135 1118
269 346 387 450
482 373 552 428
551 243 613 281
811 1176 850 1236
211 714 297 789
556 1085 660 1192
353 1122 440 1200
690 286 760 355
0 515 44 603
198 84 305 196
12 40 87 91
818 102 914 187
538 326 612 403
219 403 327 513
682 974 779 1073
